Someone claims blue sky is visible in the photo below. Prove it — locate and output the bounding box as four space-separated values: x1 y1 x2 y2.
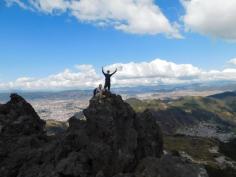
0 0 236 90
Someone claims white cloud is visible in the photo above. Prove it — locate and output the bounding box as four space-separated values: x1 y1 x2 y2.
2 59 236 90
4 0 181 38
201 69 236 82
106 59 201 79
0 65 102 90
29 0 69 13
227 58 236 66
181 0 236 41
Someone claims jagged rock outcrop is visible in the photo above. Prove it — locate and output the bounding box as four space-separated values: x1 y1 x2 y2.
0 93 45 135
0 93 208 177
60 94 163 177
0 93 47 177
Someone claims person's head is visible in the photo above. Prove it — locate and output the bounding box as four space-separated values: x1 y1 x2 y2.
107 70 110 74
99 84 102 89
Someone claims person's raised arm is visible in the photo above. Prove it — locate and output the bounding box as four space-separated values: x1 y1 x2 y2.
111 68 118 76
102 67 105 75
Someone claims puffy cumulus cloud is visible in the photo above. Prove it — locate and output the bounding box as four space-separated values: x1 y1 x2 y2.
106 59 201 80
4 0 181 38
107 59 236 86
0 65 102 90
2 59 236 90
181 0 236 41
201 69 236 82
227 58 236 66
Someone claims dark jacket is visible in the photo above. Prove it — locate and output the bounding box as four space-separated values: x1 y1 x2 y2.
102 68 117 83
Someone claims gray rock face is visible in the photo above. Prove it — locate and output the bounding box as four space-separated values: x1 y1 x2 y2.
0 93 207 177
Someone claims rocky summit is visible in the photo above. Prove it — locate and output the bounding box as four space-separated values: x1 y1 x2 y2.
0 93 208 177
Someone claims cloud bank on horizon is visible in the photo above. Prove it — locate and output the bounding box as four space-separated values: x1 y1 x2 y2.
5 0 236 40
1 58 236 90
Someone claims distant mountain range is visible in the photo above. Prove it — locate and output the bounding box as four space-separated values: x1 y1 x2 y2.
1 80 236 102
0 90 92 102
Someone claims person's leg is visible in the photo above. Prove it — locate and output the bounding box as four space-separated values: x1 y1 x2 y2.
108 83 111 91
104 82 108 90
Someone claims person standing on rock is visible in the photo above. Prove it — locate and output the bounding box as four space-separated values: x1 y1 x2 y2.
102 67 117 91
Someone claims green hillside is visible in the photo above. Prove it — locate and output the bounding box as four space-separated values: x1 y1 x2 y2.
126 95 236 127
170 96 236 125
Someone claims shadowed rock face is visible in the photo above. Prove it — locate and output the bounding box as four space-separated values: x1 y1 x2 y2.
0 93 45 135
0 94 47 177
0 93 207 177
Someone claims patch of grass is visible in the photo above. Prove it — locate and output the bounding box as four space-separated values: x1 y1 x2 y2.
164 135 219 163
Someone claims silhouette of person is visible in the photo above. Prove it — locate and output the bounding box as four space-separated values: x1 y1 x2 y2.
93 84 103 97
102 67 117 91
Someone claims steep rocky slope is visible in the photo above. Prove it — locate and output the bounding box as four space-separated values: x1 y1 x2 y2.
0 93 208 177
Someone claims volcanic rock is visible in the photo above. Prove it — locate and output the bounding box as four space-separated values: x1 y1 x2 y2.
0 93 208 177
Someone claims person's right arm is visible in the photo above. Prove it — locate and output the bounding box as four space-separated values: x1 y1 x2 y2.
102 67 105 75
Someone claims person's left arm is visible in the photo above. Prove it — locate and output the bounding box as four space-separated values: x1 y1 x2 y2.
111 68 117 76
